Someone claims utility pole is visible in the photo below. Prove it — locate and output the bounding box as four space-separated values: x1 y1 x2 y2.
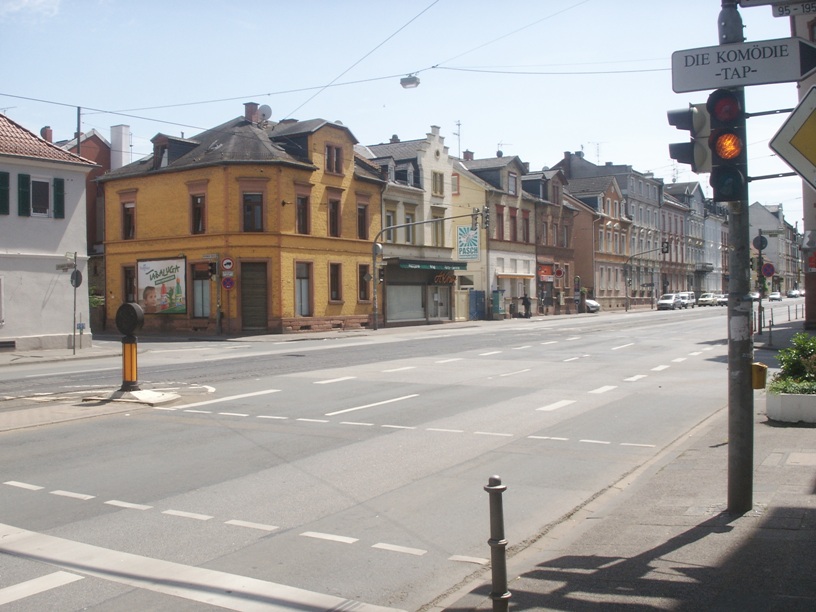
719 0 754 515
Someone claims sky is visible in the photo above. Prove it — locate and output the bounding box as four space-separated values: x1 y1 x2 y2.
0 0 807 227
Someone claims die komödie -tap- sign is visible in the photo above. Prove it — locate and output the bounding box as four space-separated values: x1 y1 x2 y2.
137 257 187 314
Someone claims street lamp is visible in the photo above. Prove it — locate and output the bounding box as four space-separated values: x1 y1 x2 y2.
400 74 420 89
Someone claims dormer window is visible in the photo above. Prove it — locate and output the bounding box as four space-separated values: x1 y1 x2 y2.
325 144 343 174
508 172 517 195
407 166 414 185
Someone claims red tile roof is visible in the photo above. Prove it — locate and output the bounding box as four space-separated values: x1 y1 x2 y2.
0 114 94 166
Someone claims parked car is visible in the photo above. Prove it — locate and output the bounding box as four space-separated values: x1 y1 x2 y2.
657 293 682 310
787 289 800 298
716 294 728 306
677 291 696 308
584 299 600 313
749 291 760 301
697 292 718 306
769 291 782 301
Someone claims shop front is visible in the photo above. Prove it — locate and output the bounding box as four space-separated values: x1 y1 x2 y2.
383 259 467 326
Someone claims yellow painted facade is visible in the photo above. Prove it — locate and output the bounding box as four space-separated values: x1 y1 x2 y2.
103 121 383 335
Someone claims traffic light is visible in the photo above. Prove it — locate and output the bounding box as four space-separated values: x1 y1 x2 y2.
667 102 711 173
661 240 670 254
377 266 385 283
208 262 217 278
472 208 479 231
707 88 747 203
483 206 490 231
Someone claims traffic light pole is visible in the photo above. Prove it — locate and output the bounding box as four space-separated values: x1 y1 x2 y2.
720 0 753 515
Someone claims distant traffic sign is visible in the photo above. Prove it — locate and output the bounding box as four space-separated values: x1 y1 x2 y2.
672 37 816 93
762 263 776 278
770 85 816 192
769 2 816 17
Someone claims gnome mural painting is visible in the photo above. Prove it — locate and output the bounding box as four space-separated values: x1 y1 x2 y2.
137 258 187 314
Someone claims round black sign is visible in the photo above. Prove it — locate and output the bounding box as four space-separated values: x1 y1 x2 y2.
70 270 83 288
115 303 144 335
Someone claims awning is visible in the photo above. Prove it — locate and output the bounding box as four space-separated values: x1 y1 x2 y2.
397 259 467 271
497 273 535 278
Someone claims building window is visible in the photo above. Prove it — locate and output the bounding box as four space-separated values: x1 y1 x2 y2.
325 144 343 174
124 266 136 303
553 223 559 247
31 178 50 216
509 208 518 242
508 172 517 195
243 192 263 231
404 213 415 244
329 263 342 301
0 171 9 215
191 195 205 234
357 204 368 240
451 173 460 195
385 210 396 242
296 195 310 234
328 198 341 237
522 213 530 243
296 262 312 316
541 221 548 245
496 207 505 241
432 213 444 246
358 264 370 301
122 202 135 239
432 171 444 196
192 264 211 318
563 225 570 248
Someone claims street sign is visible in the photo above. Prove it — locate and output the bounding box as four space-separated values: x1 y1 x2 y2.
55 262 75 271
221 257 235 271
753 235 768 251
769 2 816 17
554 268 564 278
222 277 235 290
671 37 816 93
770 85 816 192
70 270 83 288
762 262 776 278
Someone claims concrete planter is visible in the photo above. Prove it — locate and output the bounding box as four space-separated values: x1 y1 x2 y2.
766 392 816 424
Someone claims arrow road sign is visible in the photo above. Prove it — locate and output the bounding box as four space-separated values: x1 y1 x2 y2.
672 37 816 93
770 85 816 192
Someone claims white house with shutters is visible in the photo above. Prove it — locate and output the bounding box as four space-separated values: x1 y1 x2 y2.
0 113 96 350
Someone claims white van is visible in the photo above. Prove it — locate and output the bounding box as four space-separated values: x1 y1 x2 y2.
677 291 696 308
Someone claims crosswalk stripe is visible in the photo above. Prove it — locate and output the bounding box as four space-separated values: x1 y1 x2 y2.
0 571 83 605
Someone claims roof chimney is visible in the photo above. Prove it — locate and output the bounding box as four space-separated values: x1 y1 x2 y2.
40 126 53 142
463 150 474 161
244 102 259 122
390 134 400 143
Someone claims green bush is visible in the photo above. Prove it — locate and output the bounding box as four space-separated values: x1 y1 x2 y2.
770 332 816 394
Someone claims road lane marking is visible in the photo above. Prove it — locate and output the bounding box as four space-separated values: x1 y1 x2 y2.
689 351 703 356
218 412 249 417
435 358 462 363
225 520 279 532
162 510 213 521
567 336 581 341
541 341 558 345
0 523 397 611
325 394 418 417
170 389 281 411
589 385 617 394
474 432 513 437
537 400 575 412
314 376 356 384
258 415 288 420
672 357 687 363
427 428 464 433
500 368 531 377
621 443 656 448
105 500 153 510
383 366 416 372
564 357 580 362
381 424 415 430
341 421 375 427
4 481 43 491
0 571 84 605
449 555 489 565
301 531 358 544
297 418 329 423
512 345 532 350
612 343 634 350
624 375 648 382
184 409 212 414
580 439 611 445
550 437 569 441
372 543 427 556
652 365 670 371
50 490 94 501
479 350 502 356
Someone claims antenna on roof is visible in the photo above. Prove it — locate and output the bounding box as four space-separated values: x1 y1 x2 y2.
258 105 272 124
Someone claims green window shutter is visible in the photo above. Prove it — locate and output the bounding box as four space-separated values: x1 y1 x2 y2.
0 172 9 215
17 174 31 217
53 178 65 219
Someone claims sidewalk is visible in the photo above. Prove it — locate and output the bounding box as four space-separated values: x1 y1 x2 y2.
437 318 816 611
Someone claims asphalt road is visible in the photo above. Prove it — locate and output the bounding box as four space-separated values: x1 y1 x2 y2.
0 307 732 610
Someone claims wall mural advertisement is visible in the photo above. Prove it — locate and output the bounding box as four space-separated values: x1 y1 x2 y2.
137 258 187 314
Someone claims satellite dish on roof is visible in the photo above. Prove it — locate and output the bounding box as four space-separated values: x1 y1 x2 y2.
258 105 272 122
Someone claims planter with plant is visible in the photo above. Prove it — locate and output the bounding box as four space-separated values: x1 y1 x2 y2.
766 332 816 423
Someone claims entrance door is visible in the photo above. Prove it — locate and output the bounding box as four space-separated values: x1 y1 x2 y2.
241 262 268 331
428 286 450 320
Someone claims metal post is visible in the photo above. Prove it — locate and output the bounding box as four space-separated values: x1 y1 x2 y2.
484 475 510 611
120 335 140 392
720 0 753 515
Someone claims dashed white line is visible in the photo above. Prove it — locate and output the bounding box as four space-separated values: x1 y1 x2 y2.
567 336 581 341
672 357 687 363
170 389 282 411
621 442 656 448
479 351 502 356
474 432 513 437
612 343 634 350
564 357 580 362
297 418 330 423
580 439 611 445
381 424 415 430
449 555 489 565
314 376 356 384
382 366 416 373
50 490 94 501
184 409 212 414
541 341 558 345
427 428 464 433
372 543 427 556
105 500 152 510
435 358 463 363
624 375 648 382
550 437 569 441
224 519 279 532
512 345 532 350
537 400 575 412
340 421 374 427
689 351 703 356
257 415 288 420
301 531 358 544
500 368 531 377
0 571 84 606
589 385 617 394
218 412 249 417
4 481 43 491
652 365 670 371
325 394 418 417
162 510 213 521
